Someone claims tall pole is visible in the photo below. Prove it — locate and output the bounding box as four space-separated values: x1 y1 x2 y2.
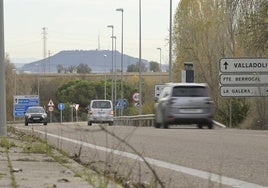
42 27 47 74
112 36 117 116
169 0 172 82
0 0 6 136
13 69 16 122
157 48 162 83
138 0 142 115
103 54 107 100
116 8 124 116
107 25 114 103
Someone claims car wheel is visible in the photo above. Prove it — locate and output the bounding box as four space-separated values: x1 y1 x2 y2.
88 121 92 126
160 110 169 129
43 122 47 126
154 121 161 128
25 121 28 126
197 124 203 129
208 122 213 129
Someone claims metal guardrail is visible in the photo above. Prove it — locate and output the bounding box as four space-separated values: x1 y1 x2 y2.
114 114 226 128
8 115 226 128
114 114 155 126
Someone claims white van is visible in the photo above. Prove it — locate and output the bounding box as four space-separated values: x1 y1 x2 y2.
87 100 114 126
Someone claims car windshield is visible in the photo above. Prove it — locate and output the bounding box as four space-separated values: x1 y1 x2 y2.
92 101 111 108
27 108 44 113
172 86 208 97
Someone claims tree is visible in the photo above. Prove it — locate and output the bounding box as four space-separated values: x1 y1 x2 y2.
56 64 64 73
76 63 92 74
149 61 160 72
127 62 147 72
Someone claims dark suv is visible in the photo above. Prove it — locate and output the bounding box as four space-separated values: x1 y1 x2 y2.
154 83 214 129
24 106 48 126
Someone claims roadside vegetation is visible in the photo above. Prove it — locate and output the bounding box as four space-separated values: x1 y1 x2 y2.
5 0 268 129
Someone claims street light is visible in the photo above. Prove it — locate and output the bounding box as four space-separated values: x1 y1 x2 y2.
169 0 172 82
103 54 107 100
156 47 162 83
138 0 142 115
107 25 114 103
111 36 117 115
116 8 124 116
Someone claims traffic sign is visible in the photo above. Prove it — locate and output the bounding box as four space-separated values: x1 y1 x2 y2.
47 99 54 107
115 99 127 110
48 106 54 112
219 58 268 73
220 74 268 85
58 103 65 110
13 95 39 117
220 86 268 97
132 93 140 102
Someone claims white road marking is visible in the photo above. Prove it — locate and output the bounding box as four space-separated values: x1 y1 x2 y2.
19 127 267 188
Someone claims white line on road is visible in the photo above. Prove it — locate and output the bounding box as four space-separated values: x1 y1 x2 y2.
23 128 267 188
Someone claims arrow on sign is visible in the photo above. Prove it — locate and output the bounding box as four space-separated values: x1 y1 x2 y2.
224 62 228 70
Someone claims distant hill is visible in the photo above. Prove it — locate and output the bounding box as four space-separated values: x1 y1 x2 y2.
19 50 149 73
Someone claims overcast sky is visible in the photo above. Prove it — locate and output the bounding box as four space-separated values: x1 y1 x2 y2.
4 0 181 64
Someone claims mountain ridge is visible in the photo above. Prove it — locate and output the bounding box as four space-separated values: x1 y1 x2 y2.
20 50 149 73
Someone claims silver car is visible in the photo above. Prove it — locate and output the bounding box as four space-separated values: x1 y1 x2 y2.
88 100 114 126
154 83 214 129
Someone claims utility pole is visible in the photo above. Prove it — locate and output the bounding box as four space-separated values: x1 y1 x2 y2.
169 0 172 82
42 27 47 74
0 0 6 136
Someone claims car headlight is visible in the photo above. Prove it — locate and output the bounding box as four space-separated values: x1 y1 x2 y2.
42 114 47 118
25 113 31 118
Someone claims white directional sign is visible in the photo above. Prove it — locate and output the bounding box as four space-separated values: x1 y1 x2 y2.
219 58 268 97
220 86 268 97
219 58 268 73
220 74 268 85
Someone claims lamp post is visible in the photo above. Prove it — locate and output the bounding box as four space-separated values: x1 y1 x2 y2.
107 25 114 103
103 54 107 100
156 47 162 83
116 8 124 116
111 36 117 115
138 0 142 115
0 0 6 136
169 0 172 82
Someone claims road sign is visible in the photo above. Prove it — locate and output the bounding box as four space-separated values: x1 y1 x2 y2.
220 74 268 85
47 99 54 107
13 95 39 117
48 106 54 112
115 99 127 110
219 58 268 73
132 93 140 102
220 86 268 97
58 103 65 110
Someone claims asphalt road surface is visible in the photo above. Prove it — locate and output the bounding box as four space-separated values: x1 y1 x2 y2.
14 123 268 188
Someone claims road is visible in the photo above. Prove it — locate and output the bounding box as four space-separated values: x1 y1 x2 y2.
14 123 268 188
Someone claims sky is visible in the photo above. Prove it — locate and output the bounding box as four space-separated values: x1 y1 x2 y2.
4 0 181 65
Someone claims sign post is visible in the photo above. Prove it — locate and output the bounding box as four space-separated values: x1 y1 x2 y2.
58 103 65 124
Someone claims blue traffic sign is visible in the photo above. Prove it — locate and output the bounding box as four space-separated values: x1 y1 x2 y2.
13 95 39 117
115 99 127 110
58 103 65 110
